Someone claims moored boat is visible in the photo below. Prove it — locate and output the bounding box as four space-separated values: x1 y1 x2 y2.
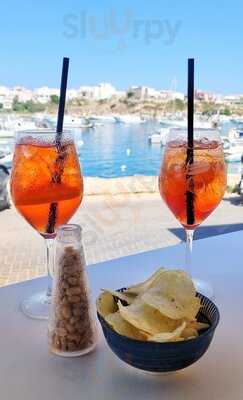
114 115 145 124
89 115 115 123
148 128 169 145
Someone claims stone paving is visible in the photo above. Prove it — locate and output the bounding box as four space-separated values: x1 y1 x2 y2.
1 192 243 287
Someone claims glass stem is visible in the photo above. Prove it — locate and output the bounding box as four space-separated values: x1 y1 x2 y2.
185 229 194 277
45 238 55 303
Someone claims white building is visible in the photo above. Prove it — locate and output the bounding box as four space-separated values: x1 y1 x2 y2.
78 86 95 100
66 89 78 101
12 86 33 102
0 86 35 108
96 82 116 99
78 83 117 100
128 86 162 100
195 90 217 102
0 86 13 109
160 90 185 101
34 87 59 104
222 94 241 105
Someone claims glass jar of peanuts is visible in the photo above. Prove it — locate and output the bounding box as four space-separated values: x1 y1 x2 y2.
48 224 97 356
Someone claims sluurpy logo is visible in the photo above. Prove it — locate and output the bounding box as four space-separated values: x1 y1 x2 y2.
62 8 182 52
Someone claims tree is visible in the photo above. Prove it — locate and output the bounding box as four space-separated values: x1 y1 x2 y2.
201 101 217 116
12 96 26 112
98 99 107 105
127 91 135 99
25 100 45 113
12 97 45 113
0 103 3 110
50 94 59 105
174 98 185 111
220 107 231 116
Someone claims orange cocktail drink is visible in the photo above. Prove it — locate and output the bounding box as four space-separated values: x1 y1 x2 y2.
11 135 83 237
159 139 226 230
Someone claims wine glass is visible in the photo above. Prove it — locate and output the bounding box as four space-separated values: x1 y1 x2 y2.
159 128 226 298
10 130 83 319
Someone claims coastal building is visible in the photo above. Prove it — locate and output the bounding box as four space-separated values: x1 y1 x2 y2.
128 86 162 100
195 90 217 102
222 94 242 105
66 89 79 100
33 87 59 103
0 98 13 110
115 90 126 98
96 82 116 99
78 83 117 100
0 86 34 109
12 86 33 103
0 86 14 109
160 90 185 101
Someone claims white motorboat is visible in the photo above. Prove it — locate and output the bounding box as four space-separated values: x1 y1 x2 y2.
89 115 115 123
230 117 243 124
161 119 213 129
224 141 243 163
148 133 162 144
114 115 145 124
0 130 15 138
223 128 243 162
2 116 37 131
15 120 37 131
63 116 84 129
38 115 94 130
80 119 95 129
64 116 95 129
148 128 169 145
225 153 242 163
0 153 13 168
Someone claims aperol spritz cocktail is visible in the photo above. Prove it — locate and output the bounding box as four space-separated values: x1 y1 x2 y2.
10 130 83 319
11 135 83 237
159 129 227 298
159 139 226 229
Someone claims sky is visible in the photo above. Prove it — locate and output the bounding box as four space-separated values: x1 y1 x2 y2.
1 0 243 93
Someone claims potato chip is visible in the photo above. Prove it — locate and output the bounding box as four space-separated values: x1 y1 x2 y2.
96 267 210 344
96 291 118 318
118 299 183 335
101 289 136 305
181 326 198 339
141 270 200 320
191 321 210 331
105 312 148 340
125 268 165 295
150 322 186 343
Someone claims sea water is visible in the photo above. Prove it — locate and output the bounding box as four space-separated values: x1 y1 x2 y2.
0 120 241 177
77 121 163 178
76 120 241 178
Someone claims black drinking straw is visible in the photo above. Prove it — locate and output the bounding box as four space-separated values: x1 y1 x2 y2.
56 57 69 144
46 57 69 235
186 58 195 226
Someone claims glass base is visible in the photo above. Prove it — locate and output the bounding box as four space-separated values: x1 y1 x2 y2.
193 278 214 300
21 291 51 320
49 342 97 357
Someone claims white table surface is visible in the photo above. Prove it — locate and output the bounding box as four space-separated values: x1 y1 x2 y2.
1 231 243 400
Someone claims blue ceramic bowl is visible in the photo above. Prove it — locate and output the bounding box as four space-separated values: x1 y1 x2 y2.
97 291 220 373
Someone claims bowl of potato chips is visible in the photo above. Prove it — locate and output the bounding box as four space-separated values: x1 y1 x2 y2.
96 268 220 373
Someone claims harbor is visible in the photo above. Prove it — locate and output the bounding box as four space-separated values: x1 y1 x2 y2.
0 113 242 179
